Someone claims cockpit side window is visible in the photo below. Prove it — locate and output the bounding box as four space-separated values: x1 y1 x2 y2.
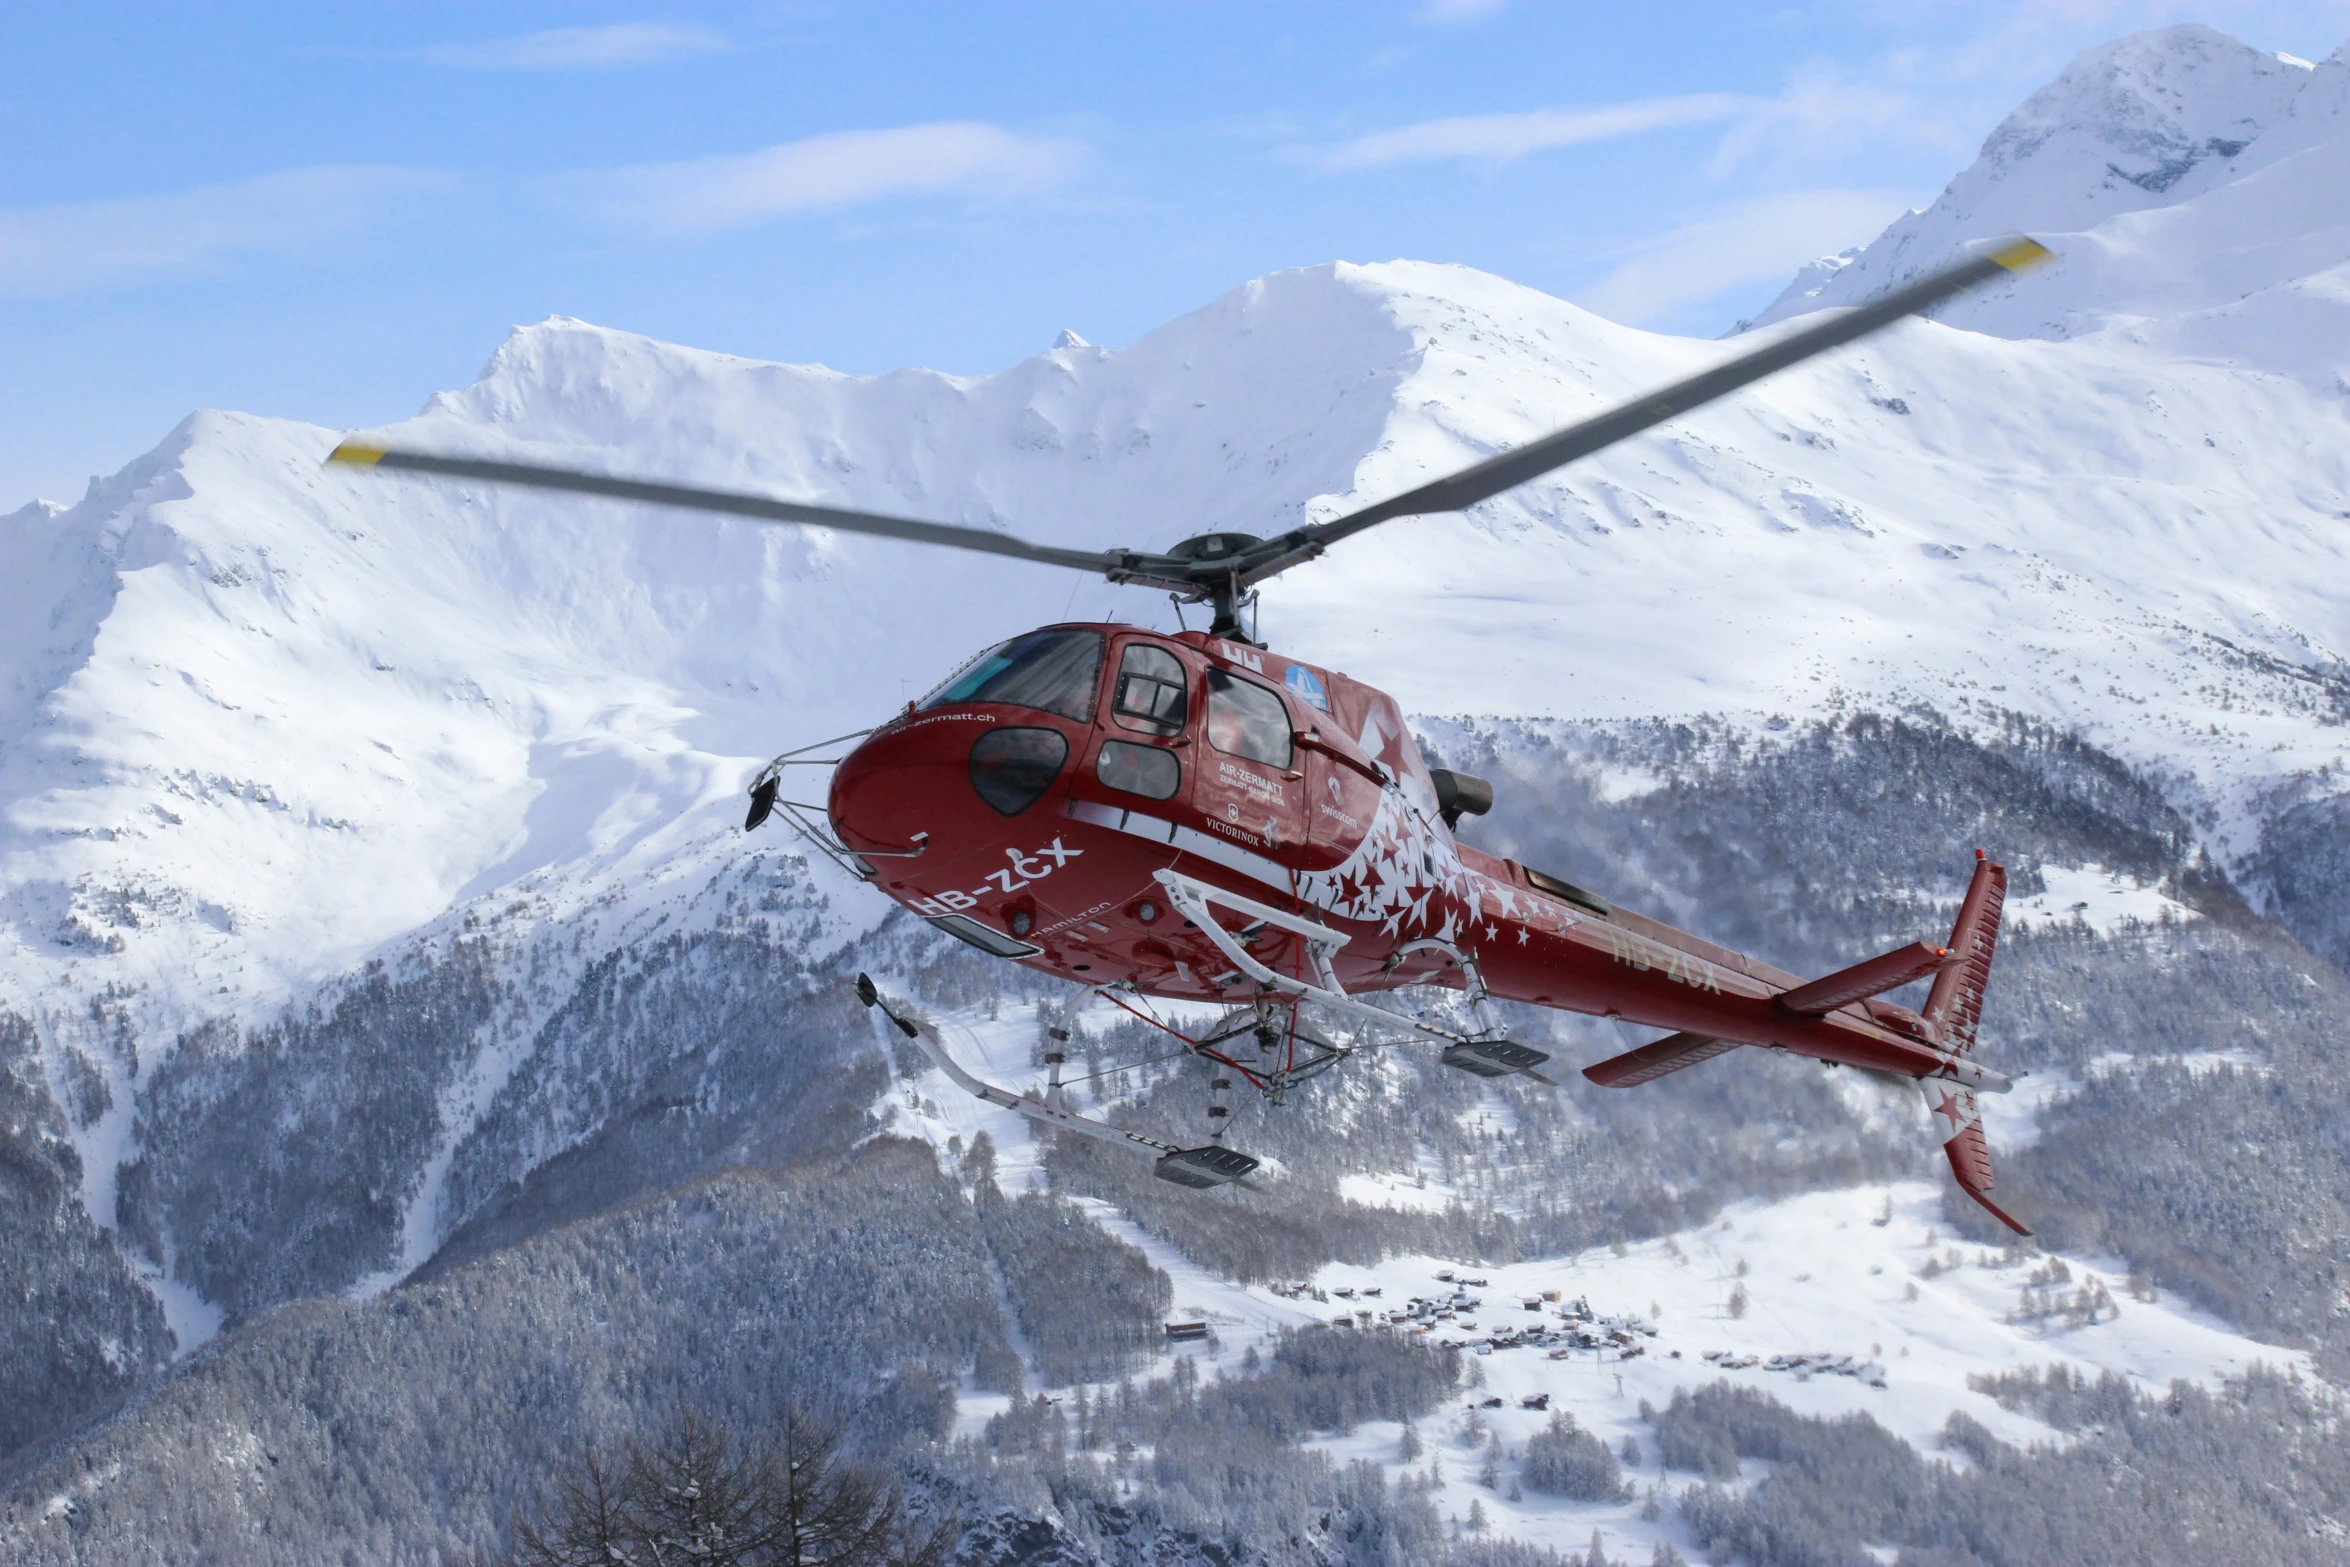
1112 642 1189 736
1204 668 1293 768
919 630 1105 723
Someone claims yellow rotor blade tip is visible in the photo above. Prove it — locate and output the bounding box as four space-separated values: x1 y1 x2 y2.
326 441 386 467
1988 237 2052 272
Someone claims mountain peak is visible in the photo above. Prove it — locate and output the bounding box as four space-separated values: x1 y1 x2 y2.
1745 22 2350 376
1974 23 2307 201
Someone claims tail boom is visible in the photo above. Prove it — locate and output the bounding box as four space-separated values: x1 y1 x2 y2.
1573 851 2029 1235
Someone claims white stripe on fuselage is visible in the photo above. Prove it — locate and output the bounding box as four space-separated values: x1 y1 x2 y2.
1065 800 1297 897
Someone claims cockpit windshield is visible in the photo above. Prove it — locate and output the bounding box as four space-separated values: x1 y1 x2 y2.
919 629 1105 722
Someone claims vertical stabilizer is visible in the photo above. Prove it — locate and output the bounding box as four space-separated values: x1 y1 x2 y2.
1922 853 2030 1235
1923 850 2006 1055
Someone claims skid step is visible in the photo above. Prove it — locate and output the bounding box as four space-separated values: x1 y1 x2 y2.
1442 1039 1553 1079
1154 1146 1262 1189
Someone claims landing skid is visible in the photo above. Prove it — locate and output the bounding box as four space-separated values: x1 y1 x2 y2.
854 974 1262 1190
856 869 1559 1199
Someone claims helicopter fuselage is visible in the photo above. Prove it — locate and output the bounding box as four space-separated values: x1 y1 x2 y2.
827 621 1975 1082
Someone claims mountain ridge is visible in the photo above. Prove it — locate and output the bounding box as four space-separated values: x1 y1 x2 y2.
8 254 2347 1043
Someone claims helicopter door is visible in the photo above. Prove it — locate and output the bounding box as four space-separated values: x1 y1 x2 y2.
1297 725 1382 879
1085 639 1192 808
1192 667 1304 866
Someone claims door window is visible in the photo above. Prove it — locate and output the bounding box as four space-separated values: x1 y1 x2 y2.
1204 669 1293 768
1096 739 1181 800
1112 642 1189 736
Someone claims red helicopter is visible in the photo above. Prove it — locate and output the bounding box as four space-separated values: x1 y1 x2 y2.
332 239 2050 1233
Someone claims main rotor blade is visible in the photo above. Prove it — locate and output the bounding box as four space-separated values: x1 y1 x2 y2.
324 443 1129 577
1234 237 2051 587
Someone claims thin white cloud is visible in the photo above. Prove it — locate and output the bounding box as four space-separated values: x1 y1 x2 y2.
564 123 1090 235
1418 0 1508 21
1312 94 1753 170
412 23 730 70
1706 62 1921 176
1574 188 1916 328
0 166 449 298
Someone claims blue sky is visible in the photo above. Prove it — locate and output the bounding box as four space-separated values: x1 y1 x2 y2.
6 1 2347 507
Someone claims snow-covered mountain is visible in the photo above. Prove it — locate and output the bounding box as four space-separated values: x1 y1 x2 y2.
1750 25 2350 390
11 253 2349 1034
6 22 2350 1562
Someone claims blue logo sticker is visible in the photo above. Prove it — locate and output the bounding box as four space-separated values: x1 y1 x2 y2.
1284 663 1330 712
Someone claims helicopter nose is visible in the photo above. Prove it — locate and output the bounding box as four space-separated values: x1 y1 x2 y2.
828 721 959 859
829 713 1080 877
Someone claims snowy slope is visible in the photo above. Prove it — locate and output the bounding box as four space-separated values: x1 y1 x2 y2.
1750 26 2350 389
888 995 2305 1565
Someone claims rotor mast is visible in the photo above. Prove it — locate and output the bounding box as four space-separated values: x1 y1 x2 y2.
1145 530 1263 643
1205 577 1248 642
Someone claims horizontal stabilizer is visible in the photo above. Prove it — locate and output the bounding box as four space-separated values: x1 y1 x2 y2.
1583 1031 1742 1088
1776 941 1949 1016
